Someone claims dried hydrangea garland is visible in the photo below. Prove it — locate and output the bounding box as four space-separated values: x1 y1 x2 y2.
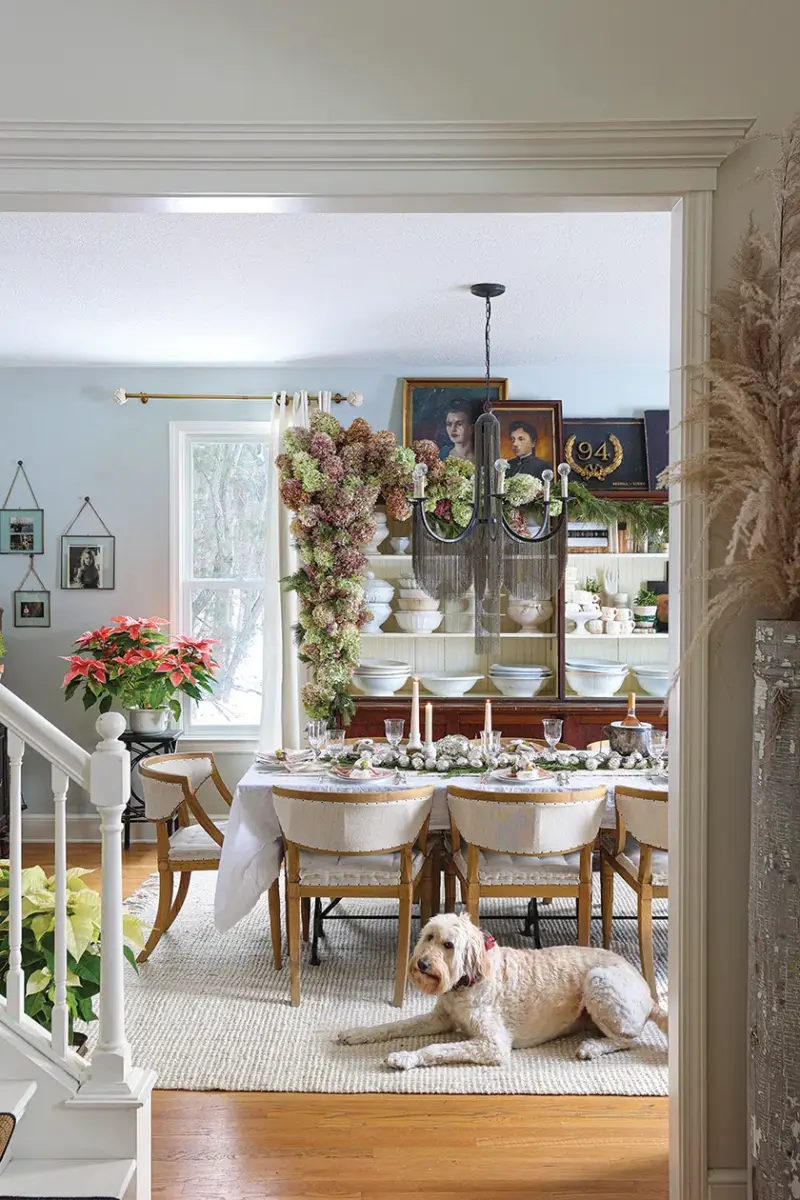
278 411 415 724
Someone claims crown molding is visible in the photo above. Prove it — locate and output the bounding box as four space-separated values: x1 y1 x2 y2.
0 118 753 199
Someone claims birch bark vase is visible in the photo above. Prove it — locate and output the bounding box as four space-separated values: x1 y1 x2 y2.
749 621 800 1199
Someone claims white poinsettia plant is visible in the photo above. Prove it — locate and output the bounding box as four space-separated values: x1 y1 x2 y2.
0 863 146 1037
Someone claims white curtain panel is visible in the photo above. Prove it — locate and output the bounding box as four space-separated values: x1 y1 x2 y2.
258 391 317 750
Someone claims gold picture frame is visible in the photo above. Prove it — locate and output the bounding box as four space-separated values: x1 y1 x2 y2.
402 378 508 455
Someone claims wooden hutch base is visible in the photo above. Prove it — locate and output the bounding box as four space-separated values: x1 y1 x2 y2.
348 697 667 748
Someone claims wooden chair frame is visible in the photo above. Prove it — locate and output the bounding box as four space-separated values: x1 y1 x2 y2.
445 784 607 945
273 785 434 1008
137 752 282 969
600 784 668 997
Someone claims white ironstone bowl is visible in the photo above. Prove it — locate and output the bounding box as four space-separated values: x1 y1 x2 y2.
419 672 483 698
394 611 444 633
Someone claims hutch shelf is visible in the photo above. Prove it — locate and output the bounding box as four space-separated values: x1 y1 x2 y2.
348 509 669 748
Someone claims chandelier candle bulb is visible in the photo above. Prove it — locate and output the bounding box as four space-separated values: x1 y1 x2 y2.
494 458 508 496
484 698 493 734
559 462 571 498
542 470 552 504
408 677 423 751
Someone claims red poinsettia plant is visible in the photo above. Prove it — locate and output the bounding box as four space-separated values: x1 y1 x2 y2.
62 616 218 721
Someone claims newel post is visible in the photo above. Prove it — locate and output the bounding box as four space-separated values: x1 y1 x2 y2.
85 712 132 1088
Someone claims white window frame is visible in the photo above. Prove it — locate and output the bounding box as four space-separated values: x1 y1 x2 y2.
170 420 271 742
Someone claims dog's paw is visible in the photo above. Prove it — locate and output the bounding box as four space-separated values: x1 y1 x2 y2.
576 1038 606 1061
387 1050 419 1071
337 1027 371 1046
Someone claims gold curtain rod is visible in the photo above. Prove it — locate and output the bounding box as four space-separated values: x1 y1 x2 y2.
115 390 347 406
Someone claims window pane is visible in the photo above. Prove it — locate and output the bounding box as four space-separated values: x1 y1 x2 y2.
191 441 267 579
190 586 264 728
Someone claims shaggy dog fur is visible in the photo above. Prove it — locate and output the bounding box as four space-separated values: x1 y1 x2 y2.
339 912 668 1070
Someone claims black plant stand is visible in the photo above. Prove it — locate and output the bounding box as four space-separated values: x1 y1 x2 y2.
120 729 183 850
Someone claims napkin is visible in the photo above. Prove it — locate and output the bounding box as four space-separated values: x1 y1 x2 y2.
255 748 314 769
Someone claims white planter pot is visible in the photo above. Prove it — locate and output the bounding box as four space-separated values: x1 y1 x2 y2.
365 513 389 554
128 707 171 734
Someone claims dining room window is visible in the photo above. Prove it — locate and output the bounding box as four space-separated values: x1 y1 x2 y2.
170 422 270 738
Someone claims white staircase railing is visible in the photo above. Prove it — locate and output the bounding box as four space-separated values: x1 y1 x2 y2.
0 683 152 1099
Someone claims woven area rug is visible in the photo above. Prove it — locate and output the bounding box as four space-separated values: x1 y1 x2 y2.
122 873 668 1095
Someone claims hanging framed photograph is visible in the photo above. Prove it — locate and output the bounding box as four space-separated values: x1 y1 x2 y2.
403 378 508 458
563 417 649 492
61 534 115 590
492 399 563 481
14 589 50 628
0 507 44 555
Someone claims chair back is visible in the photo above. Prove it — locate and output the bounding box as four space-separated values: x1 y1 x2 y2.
138 753 215 821
615 785 668 850
586 739 610 752
447 785 607 856
273 785 434 854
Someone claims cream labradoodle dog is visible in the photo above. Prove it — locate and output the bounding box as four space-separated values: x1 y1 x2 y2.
339 912 667 1070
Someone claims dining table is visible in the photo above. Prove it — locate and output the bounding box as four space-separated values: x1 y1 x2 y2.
214 763 669 934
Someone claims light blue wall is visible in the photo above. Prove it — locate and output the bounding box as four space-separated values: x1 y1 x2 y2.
0 362 666 813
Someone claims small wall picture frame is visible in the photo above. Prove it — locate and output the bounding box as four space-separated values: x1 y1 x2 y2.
0 507 44 555
61 534 115 590
14 589 51 628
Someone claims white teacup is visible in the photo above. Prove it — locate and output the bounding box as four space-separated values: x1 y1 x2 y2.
586 618 604 634
611 593 629 607
605 619 623 636
615 607 633 621
618 619 635 634
573 589 598 605
600 606 616 620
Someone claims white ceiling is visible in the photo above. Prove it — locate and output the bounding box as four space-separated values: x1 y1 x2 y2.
0 212 670 367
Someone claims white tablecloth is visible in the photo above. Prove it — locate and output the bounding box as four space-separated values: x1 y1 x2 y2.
214 765 667 933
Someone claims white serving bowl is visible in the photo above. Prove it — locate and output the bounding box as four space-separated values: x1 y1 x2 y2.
356 658 411 673
362 603 392 633
394 610 444 633
565 658 628 697
398 575 419 589
352 672 410 697
396 597 440 612
491 674 551 698
506 600 554 630
632 665 670 698
419 672 483 698
389 536 410 555
399 587 432 600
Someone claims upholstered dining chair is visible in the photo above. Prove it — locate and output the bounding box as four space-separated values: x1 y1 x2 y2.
586 739 610 752
600 784 668 997
273 783 435 1007
137 752 282 968
445 784 607 945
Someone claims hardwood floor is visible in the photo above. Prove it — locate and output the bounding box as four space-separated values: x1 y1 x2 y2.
24 842 669 1200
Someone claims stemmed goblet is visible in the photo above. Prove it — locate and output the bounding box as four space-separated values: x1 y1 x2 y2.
542 718 563 754
480 730 502 780
385 719 405 782
326 728 345 763
648 730 667 775
306 719 327 764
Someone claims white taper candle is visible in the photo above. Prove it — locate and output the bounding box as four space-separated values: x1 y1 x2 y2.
484 699 492 734
408 677 422 750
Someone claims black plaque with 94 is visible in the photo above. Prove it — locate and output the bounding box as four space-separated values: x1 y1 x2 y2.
562 417 648 492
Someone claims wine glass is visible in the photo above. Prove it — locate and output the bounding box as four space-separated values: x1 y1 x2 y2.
542 718 563 754
649 730 667 774
385 719 405 781
480 730 502 777
326 728 345 762
306 719 327 763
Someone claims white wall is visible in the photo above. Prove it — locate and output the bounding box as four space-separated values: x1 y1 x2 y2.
2 0 798 1171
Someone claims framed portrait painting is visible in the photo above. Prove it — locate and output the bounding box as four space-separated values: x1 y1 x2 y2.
403 378 508 460
492 399 563 482
61 534 115 590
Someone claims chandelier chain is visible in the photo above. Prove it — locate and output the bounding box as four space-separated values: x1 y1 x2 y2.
484 295 492 412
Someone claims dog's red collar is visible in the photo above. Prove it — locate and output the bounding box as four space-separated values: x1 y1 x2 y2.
452 931 496 990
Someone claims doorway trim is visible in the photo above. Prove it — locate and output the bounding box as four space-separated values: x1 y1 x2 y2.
0 117 751 1200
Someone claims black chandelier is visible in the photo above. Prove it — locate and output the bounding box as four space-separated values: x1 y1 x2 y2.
411 283 571 655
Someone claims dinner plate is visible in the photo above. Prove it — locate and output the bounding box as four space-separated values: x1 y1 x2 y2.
328 765 394 781
491 767 553 784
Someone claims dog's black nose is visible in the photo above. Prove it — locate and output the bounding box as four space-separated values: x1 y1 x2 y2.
417 957 431 973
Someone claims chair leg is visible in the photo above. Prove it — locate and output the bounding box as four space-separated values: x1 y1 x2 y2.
162 871 191 934
430 843 442 917
600 854 614 950
137 869 174 963
268 879 282 970
419 858 432 927
638 887 657 998
287 884 302 1006
444 859 456 913
394 887 413 1007
301 897 311 943
466 887 479 928
577 881 591 946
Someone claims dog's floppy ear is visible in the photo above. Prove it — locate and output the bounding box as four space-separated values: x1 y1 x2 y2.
461 918 490 984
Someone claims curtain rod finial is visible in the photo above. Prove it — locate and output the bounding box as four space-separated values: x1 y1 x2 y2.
113 388 128 406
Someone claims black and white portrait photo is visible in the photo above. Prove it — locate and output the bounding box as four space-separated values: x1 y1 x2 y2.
60 532 115 590
68 544 101 588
